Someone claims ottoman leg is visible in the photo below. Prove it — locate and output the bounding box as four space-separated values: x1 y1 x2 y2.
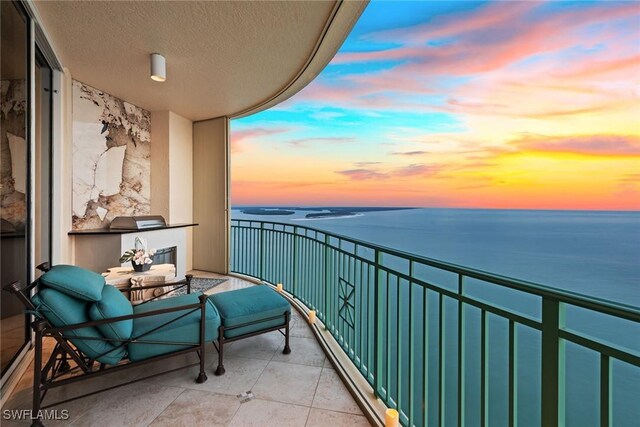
215 325 226 376
283 311 291 354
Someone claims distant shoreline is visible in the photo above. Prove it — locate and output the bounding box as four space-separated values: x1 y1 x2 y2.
238 206 416 219
293 213 365 221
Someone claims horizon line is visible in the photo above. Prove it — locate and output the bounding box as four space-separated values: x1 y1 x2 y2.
231 205 640 213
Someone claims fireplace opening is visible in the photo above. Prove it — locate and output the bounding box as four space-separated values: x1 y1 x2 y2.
153 246 177 276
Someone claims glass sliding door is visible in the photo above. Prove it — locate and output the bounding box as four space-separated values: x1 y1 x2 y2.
1 0 30 376
35 49 53 273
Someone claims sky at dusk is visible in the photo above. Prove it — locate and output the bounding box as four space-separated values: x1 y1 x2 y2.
231 0 640 210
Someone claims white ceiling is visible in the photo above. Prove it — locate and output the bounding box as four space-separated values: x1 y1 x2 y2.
34 0 366 121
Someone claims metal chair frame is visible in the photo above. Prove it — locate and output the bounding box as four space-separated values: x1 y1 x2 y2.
3 263 292 427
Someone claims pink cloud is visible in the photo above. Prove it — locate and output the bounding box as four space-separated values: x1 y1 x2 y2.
392 150 428 156
287 1 640 119
512 134 640 156
231 127 293 152
335 163 439 181
286 136 355 147
393 163 438 177
335 168 386 181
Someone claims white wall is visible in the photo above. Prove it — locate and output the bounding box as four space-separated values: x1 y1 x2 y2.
150 110 194 271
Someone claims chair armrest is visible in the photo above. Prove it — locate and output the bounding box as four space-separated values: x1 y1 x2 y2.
44 297 207 334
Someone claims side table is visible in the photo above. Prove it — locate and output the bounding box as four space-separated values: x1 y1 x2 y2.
102 264 179 304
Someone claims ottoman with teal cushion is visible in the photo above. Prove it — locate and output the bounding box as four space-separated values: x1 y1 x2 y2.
209 285 291 375
128 292 220 362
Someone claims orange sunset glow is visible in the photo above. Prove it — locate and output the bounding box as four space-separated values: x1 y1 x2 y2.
231 1 640 210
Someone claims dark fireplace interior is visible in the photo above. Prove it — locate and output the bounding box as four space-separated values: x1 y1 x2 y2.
153 246 177 276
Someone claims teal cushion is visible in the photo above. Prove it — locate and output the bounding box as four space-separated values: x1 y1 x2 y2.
209 285 291 338
88 285 133 344
32 288 125 365
127 293 220 362
40 264 105 302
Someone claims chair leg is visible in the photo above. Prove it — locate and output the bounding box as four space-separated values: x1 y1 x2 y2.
215 325 226 376
196 294 208 384
31 323 45 427
283 311 291 354
59 350 71 373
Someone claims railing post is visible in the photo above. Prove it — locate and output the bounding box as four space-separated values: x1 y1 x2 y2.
373 249 382 398
292 226 298 298
541 297 565 427
324 234 330 328
458 274 465 427
259 222 264 280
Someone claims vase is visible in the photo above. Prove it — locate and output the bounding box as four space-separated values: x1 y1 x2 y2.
131 261 151 272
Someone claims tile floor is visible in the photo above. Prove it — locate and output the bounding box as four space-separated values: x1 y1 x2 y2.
1 272 372 427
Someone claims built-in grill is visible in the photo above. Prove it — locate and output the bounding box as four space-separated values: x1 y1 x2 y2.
109 215 167 231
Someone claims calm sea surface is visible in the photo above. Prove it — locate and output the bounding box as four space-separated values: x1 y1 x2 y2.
231 208 640 426
232 208 639 305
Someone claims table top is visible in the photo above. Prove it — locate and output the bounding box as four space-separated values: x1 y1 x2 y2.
102 263 177 287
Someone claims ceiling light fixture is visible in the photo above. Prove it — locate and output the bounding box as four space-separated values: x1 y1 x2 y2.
150 53 166 82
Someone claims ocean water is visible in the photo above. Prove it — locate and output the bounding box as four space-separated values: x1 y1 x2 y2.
231 208 640 426
233 208 639 306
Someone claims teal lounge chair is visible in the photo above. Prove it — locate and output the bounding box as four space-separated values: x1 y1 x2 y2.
4 263 220 427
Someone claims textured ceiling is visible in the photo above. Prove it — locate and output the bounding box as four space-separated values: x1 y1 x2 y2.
34 0 366 121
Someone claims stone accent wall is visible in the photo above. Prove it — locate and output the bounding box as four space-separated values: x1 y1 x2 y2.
0 79 27 231
72 81 151 230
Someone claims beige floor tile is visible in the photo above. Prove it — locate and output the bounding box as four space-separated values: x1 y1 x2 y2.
144 356 268 396
305 408 371 427
272 337 325 367
149 389 240 427
252 361 321 406
289 319 316 339
312 368 362 415
69 382 184 427
229 399 310 427
2 363 145 425
225 332 285 361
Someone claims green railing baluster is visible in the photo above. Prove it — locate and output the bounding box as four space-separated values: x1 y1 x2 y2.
324 234 330 327
408 262 415 427
259 222 264 279
359 259 365 370
292 227 298 298
439 293 445 427
374 248 382 398
397 275 402 413
386 271 392 402
458 275 465 427
541 298 565 427
600 354 611 427
423 287 429 427
509 320 518 427
481 310 489 427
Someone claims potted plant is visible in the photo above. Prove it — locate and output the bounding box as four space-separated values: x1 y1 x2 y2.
120 237 156 272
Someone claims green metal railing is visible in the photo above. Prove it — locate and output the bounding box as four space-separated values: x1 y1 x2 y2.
230 219 640 427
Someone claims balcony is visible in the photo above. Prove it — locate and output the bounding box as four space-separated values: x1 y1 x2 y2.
1 1 638 426
1 274 370 426
229 219 640 427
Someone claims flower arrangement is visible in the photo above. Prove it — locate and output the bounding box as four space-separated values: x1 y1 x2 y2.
120 237 156 272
